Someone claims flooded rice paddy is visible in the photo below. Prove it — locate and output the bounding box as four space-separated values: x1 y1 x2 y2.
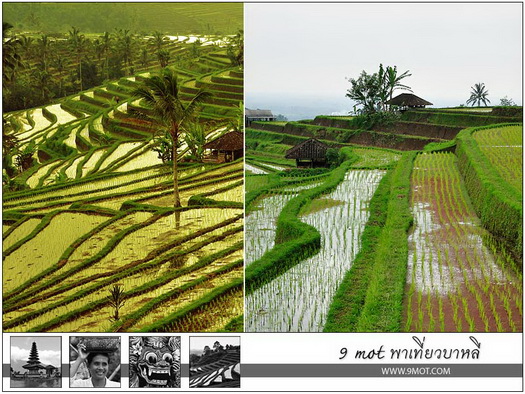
246 170 384 332
404 152 522 332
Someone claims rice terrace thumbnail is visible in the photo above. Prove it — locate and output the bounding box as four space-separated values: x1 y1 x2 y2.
245 3 522 333
2 2 244 332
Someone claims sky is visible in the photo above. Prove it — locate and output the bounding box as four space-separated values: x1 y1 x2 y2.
190 336 240 355
245 3 523 120
10 337 62 373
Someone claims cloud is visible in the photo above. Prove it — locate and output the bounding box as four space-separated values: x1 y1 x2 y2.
11 346 61 367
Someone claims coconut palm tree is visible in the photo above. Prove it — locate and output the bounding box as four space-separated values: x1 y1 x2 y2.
19 35 34 61
36 34 51 72
99 31 113 80
382 64 412 111
52 55 67 96
68 27 89 90
2 22 24 86
132 68 211 207
116 29 135 75
151 31 166 52
466 82 491 107
157 49 170 68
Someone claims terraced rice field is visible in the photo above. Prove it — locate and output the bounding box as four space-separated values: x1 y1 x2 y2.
246 194 299 266
246 170 384 332
3 29 243 333
473 125 523 192
404 152 522 332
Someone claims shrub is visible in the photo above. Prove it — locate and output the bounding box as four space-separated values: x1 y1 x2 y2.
352 111 400 130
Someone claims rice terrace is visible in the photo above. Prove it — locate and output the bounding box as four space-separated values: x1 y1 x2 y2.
2 3 244 332
245 73 522 332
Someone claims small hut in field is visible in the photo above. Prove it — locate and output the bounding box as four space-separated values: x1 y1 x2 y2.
386 93 433 110
203 131 243 163
285 138 329 168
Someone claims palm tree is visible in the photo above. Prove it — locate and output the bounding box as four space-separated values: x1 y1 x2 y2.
151 31 165 52
2 22 24 86
466 82 491 107
116 29 135 75
107 284 126 322
99 31 113 80
157 49 171 68
140 48 149 68
68 27 89 90
383 64 412 111
185 119 213 162
36 34 51 72
32 69 52 101
52 55 66 96
132 68 211 207
19 35 34 61
226 29 243 67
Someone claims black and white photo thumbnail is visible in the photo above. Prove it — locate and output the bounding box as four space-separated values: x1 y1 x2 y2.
189 336 240 388
69 336 121 388
129 336 181 388
10 336 61 388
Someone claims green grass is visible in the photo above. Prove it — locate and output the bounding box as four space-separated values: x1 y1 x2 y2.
324 151 416 332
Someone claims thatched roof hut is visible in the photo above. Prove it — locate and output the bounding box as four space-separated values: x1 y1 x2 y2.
285 138 329 168
386 93 433 109
203 131 243 163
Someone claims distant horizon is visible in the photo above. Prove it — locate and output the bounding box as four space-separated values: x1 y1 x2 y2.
245 92 504 121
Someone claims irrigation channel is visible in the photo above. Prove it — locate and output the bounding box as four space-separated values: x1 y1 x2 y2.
246 170 385 332
404 152 522 332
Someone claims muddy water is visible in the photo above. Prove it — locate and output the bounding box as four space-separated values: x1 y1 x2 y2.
246 170 385 332
404 152 522 332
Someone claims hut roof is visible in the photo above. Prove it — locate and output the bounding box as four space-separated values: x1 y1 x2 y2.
285 138 329 160
245 108 275 117
203 131 243 151
386 93 433 106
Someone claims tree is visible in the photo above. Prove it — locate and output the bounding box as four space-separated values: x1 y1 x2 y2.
132 68 211 208
151 31 166 52
19 35 34 61
226 29 243 67
99 31 113 80
15 143 35 172
466 82 490 107
3 22 24 86
68 27 89 91
346 64 412 114
3 120 18 157
345 71 382 114
157 49 171 68
383 64 412 109
52 54 67 96
227 102 244 133
107 284 126 322
139 48 149 68
500 96 516 106
152 131 175 163
36 34 51 72
32 69 52 101
116 29 135 75
184 119 211 162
